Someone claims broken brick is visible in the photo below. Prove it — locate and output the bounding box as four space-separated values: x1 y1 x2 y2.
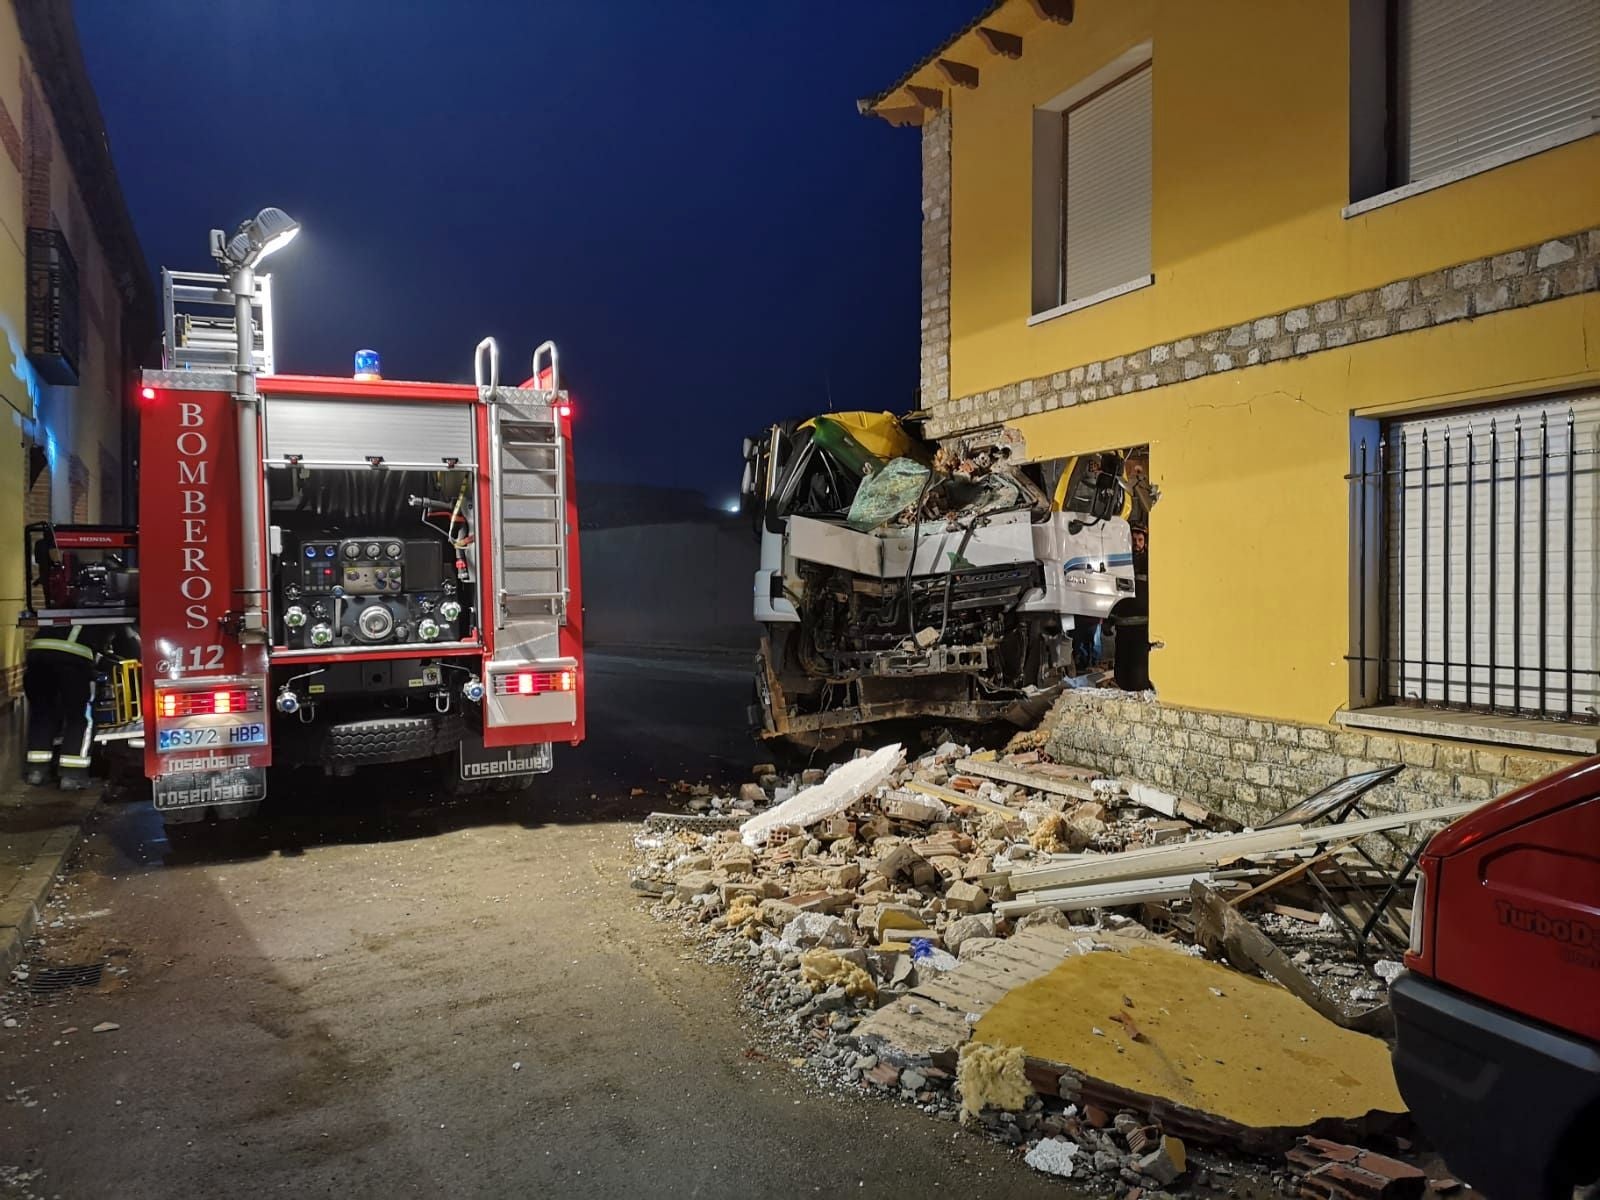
1288 1138 1426 1200
865 1062 902 1087
943 881 990 913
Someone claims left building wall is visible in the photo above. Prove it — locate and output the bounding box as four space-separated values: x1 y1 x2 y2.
0 0 153 701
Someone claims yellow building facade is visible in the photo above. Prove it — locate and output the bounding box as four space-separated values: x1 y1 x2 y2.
0 1 152 700
867 0 1600 818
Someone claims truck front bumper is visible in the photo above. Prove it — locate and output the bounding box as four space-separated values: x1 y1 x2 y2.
1391 971 1600 1197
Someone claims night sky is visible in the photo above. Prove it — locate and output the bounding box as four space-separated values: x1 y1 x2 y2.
74 1 974 498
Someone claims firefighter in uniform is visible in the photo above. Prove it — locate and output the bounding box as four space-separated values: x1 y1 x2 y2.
24 624 116 789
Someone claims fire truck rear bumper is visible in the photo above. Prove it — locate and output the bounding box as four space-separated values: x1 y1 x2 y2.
1390 971 1600 1196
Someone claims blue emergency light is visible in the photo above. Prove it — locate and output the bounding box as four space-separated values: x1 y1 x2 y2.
354 348 381 380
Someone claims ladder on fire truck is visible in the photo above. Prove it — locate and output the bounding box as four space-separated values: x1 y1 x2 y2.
161 268 274 371
476 339 570 643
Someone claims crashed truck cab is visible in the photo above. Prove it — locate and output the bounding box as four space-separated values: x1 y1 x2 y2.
138 269 583 823
741 411 1154 747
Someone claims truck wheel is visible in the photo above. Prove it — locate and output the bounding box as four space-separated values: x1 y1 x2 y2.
323 713 465 770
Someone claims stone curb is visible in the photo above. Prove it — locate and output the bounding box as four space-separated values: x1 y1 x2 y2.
0 820 85 978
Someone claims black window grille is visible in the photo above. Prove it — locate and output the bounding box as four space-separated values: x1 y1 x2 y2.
1349 398 1598 724
26 227 80 386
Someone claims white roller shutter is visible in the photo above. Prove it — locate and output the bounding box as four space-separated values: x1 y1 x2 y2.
1064 65 1151 304
1397 0 1600 183
1385 393 1600 721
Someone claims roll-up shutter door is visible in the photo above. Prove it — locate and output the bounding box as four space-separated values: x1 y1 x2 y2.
1385 393 1599 722
1397 0 1600 183
264 397 476 469
1064 64 1152 305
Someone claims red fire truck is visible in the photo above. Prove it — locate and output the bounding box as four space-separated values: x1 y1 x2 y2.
136 219 583 828
1391 757 1599 1196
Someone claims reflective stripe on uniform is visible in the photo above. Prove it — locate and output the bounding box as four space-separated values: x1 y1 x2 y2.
31 637 95 661
25 750 53 763
58 755 91 769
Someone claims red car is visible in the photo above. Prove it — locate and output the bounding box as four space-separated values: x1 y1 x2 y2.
1392 756 1600 1198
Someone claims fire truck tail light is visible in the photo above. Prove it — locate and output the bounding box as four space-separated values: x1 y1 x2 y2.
140 386 156 401
494 670 575 698
558 403 572 418
155 687 263 718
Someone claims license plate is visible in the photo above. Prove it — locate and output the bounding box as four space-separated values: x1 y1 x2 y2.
157 723 268 753
459 739 552 781
153 767 268 811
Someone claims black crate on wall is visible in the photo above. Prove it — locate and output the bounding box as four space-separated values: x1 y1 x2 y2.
26 227 80 386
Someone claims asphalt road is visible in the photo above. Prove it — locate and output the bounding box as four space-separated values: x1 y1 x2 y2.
0 650 1072 1199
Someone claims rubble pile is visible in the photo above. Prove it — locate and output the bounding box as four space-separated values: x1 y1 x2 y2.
632 740 1465 1196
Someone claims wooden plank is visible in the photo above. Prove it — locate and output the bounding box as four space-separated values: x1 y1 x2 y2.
905 778 1016 818
1121 783 1216 826
1228 841 1357 908
997 872 1217 917
1011 827 1304 892
953 757 1095 801
1190 880 1348 1026
1266 902 1324 923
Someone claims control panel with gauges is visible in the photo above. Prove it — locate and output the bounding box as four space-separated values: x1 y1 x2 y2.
277 537 466 649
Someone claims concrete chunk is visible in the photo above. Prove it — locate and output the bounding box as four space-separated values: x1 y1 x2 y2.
741 743 904 846
881 790 950 823
944 881 990 913
945 913 997 954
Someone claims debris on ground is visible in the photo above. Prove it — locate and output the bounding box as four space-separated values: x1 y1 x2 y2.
631 740 1474 1195
973 944 1405 1139
1287 1136 1428 1199
955 1041 1032 1119
1024 1135 1082 1177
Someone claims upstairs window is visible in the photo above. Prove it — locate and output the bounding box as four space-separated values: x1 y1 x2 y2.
1350 0 1600 204
1063 64 1153 305
1032 48 1153 320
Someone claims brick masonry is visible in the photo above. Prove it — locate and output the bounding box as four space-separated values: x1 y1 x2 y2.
0 93 20 173
928 226 1600 438
1044 690 1578 828
20 66 49 231
919 109 952 413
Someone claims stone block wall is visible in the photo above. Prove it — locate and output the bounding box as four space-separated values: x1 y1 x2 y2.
1043 691 1578 828
927 226 1600 439
919 109 951 412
